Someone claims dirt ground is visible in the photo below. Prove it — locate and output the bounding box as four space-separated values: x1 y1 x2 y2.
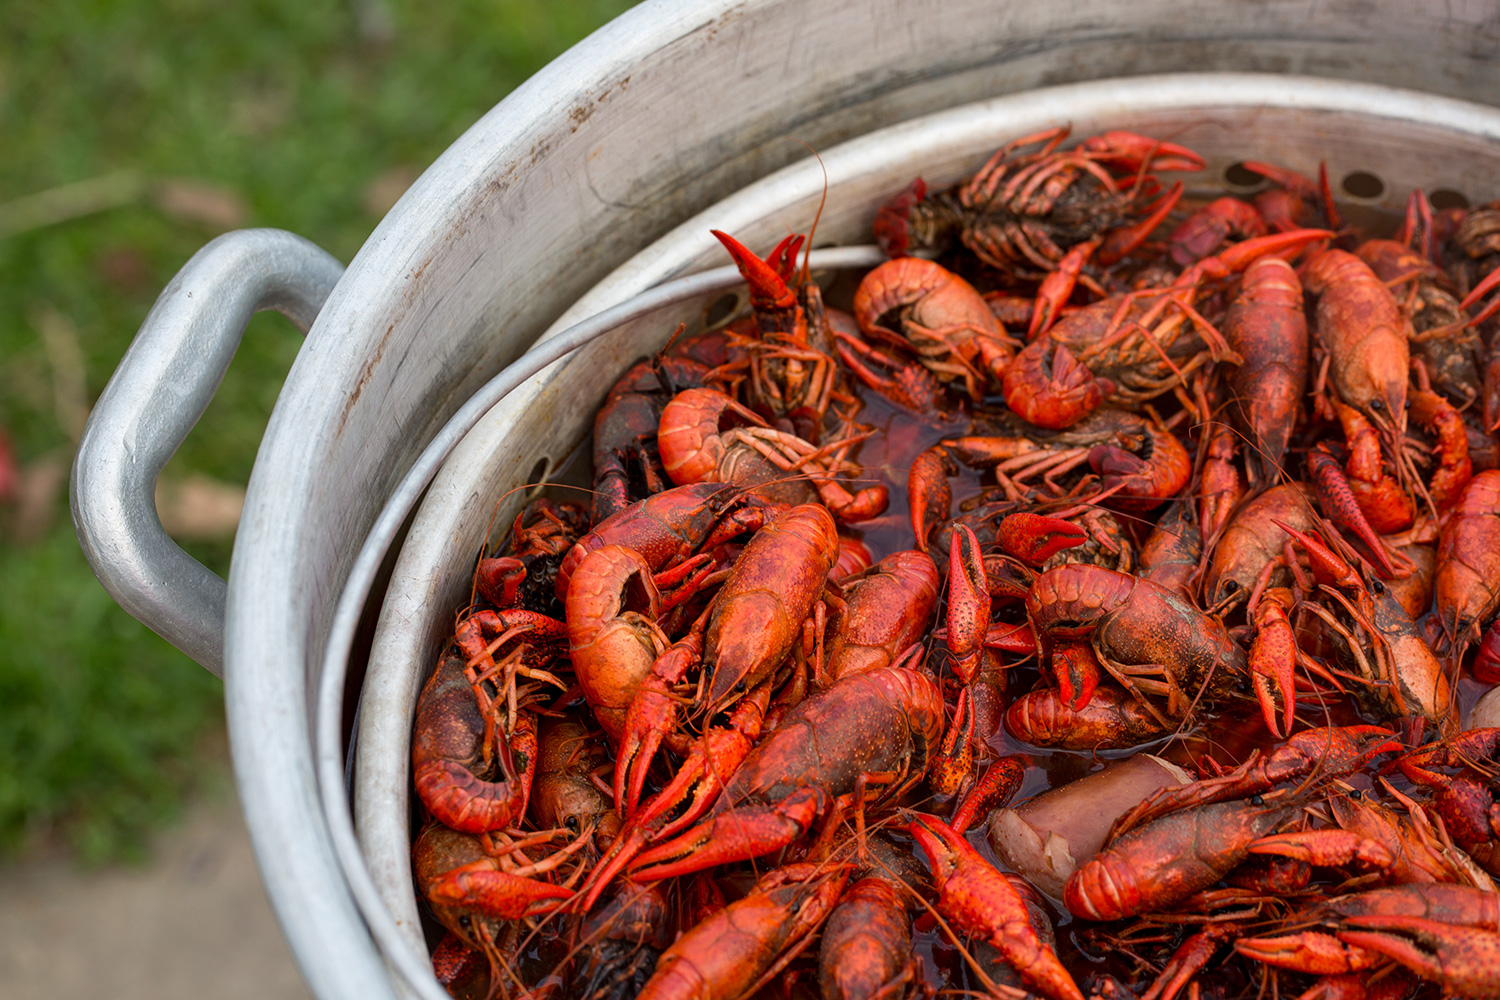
0 777 314 1000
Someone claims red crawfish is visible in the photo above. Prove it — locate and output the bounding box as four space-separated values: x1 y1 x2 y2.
1480 623 1500 685
1026 236 1099 340
572 879 674 1000
995 505 1136 579
1302 248 1411 442
590 353 712 525
412 822 573 961
1027 564 1249 727
818 876 921 1000
1410 386 1474 512
635 863 850 1000
1435 469 1500 660
1231 786 1477 890
1003 229 1330 429
1242 159 1340 233
411 612 567 834
530 714 617 849
565 544 671 741
873 125 1201 273
851 255 1016 400
427 933 491 1000
997 510 1091 567
1137 499 1202 599
1204 482 1319 609
1064 794 1310 922
578 682 772 913
822 549 940 685
1253 882 1500 998
696 502 842 710
1167 195 1268 266
1005 683 1168 751
1197 419 1243 547
1358 234 1480 410
1246 586 1299 738
909 813 1086 1000
1305 436 1404 578
1087 413 1192 514
656 386 888 522
473 497 590 612
830 533 874 582
1234 885 1500 986
555 481 781 603
711 229 847 443
626 664 944 880
915 407 1189 539
1279 521 1453 736
613 501 841 815
1337 918 1500 998
833 304 955 418
1316 395 1415 538
1396 729 1500 873
1221 255 1308 485
1106 726 1400 840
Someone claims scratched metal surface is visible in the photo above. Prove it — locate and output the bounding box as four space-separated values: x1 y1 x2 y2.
203 4 1500 999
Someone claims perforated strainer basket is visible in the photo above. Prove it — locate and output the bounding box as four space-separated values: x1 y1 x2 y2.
349 72 1500 996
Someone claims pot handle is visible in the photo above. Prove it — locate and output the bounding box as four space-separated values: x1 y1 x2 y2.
71 229 345 679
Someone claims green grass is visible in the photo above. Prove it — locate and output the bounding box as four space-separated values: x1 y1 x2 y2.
0 0 637 863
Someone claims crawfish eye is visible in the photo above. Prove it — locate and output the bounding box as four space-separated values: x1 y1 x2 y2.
1370 579 1385 595
1221 580 1239 594
459 915 473 930
1370 399 1384 411
1250 794 1264 806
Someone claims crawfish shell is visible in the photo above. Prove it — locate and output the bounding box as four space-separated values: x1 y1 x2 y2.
719 666 944 809
1206 483 1317 608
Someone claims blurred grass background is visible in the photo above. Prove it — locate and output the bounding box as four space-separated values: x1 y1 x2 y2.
0 0 636 864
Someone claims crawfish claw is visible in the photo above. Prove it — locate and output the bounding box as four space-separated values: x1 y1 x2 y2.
946 525 990 683
426 868 574 921
1336 915 1500 998
1232 931 1381 974
628 786 827 881
613 678 678 817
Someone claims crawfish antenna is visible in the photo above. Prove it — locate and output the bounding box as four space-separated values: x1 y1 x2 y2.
651 321 689 395
791 138 829 288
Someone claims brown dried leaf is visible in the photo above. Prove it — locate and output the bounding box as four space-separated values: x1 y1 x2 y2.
29 305 89 444
8 451 68 542
153 179 250 230
95 246 154 294
362 165 421 218
155 474 246 541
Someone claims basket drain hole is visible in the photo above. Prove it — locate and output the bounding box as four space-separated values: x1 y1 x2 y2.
526 456 551 492
1430 189 1470 211
705 292 740 329
1222 162 1266 190
1340 170 1385 200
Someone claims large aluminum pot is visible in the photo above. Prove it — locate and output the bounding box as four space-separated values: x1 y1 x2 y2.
70 3 1500 999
